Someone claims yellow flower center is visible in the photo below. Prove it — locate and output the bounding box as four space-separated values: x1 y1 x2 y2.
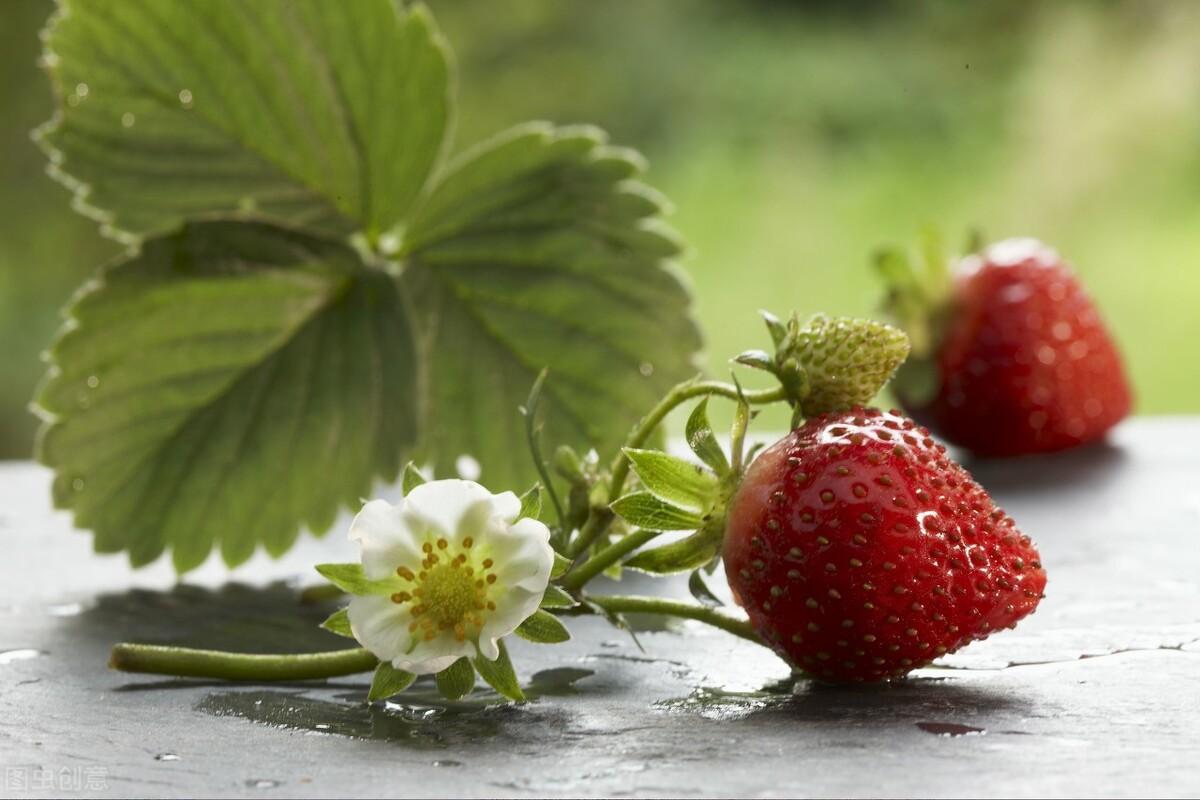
392 536 498 644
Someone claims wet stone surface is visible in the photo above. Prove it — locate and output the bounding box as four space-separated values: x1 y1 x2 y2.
1 418 1199 798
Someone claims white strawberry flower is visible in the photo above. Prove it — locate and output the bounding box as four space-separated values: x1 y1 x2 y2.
345 479 553 675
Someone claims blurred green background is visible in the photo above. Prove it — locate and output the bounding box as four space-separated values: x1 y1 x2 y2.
3 0 1199 457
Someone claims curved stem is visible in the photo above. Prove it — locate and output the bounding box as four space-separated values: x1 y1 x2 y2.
586 594 764 647
608 380 785 501
561 529 661 592
109 644 378 681
567 380 785 559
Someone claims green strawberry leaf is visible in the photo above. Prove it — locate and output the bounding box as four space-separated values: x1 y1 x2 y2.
472 639 524 702
319 607 355 639
622 448 717 513
35 222 416 571
369 662 416 702
400 123 702 490
35 0 450 241
610 492 703 532
514 610 571 644
435 657 476 701
32 5 704 571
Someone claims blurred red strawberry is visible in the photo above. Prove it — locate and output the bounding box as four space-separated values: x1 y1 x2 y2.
877 234 1131 456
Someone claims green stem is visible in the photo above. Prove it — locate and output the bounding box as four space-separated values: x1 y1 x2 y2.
109 644 378 681
608 380 785 502
566 380 785 560
561 528 661 592
587 595 764 646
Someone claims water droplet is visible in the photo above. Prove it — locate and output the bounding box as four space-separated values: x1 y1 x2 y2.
245 779 280 789
75 82 89 98
121 112 135 128
66 94 80 107
71 478 85 492
0 649 42 665
916 721 986 737
154 753 180 762
313 723 330 730
455 454 481 481
638 362 654 377
86 375 100 389
178 88 193 108
40 52 60 69
432 759 462 768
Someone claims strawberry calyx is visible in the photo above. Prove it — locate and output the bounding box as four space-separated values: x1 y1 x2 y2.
612 311 912 577
873 227 962 408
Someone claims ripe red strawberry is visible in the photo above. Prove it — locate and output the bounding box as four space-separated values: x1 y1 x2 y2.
880 236 1131 456
723 407 1046 683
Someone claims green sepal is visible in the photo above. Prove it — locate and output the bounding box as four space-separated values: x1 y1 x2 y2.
686 398 730 476
319 607 355 639
550 552 573 580
688 569 724 608
435 657 476 700
622 448 717 513
314 563 402 596
761 310 788 348
553 445 587 486
540 584 578 609
517 484 542 521
401 462 428 494
873 227 955 359
369 662 416 701
515 609 572 643
611 492 702 532
625 517 724 575
733 349 775 372
473 639 525 702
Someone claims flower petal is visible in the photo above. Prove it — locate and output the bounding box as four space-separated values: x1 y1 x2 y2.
489 490 521 523
404 479 494 540
392 636 475 676
479 586 543 659
347 594 411 663
490 517 555 592
393 653 462 676
348 500 425 580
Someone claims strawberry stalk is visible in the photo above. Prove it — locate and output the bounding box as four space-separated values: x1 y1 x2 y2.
564 378 786 560
585 595 763 645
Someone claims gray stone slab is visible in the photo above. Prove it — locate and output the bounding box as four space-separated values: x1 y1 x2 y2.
2 418 1199 799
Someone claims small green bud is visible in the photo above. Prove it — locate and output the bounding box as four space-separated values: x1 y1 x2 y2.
553 445 586 486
